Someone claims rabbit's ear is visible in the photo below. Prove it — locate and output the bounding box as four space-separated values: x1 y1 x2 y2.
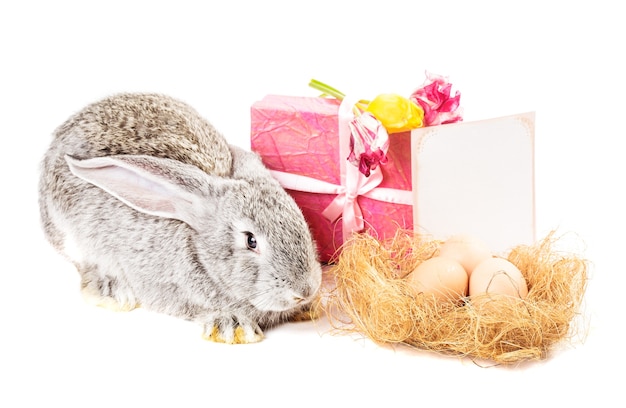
65 154 225 230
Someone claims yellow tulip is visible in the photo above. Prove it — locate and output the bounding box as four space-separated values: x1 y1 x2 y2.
365 93 424 133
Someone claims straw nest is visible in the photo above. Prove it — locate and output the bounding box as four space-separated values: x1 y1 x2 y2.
322 230 588 365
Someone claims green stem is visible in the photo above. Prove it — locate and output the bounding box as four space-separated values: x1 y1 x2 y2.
308 79 346 100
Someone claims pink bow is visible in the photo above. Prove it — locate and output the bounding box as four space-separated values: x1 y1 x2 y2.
320 152 385 237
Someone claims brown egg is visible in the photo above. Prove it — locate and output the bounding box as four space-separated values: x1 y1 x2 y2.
469 257 528 300
438 234 493 277
406 256 468 302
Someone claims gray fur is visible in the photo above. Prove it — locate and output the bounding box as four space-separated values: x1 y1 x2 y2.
38 93 322 343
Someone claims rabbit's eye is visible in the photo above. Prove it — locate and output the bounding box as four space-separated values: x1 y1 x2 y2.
245 232 257 250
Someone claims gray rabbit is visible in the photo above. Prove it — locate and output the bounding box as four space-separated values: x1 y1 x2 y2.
39 93 322 344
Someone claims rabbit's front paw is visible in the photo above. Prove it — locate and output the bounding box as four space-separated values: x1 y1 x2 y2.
201 313 264 344
288 298 323 322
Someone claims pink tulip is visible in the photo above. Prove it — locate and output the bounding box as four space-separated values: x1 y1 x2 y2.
410 72 463 126
347 112 390 177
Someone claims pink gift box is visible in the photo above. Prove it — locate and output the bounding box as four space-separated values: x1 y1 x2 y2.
250 95 414 263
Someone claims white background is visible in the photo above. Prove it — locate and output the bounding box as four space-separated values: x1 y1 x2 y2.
2 1 623 407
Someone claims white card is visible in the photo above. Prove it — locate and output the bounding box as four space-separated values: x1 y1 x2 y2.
411 113 535 254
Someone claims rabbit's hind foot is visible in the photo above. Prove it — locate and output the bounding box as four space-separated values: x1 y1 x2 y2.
80 277 139 312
